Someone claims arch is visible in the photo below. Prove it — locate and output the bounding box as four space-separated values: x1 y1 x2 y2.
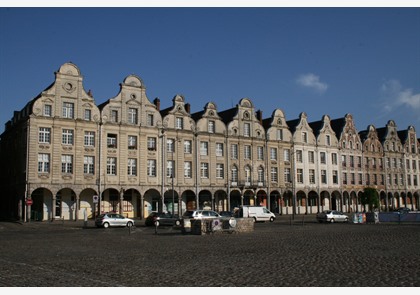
181 190 196 212
282 190 293 215
230 190 242 211
270 190 281 214
296 190 306 215
199 190 212 210
30 187 53 221
308 191 318 214
80 188 98 219
123 188 140 218
379 191 387 211
143 189 161 218
164 189 179 215
343 191 351 212
56 188 77 220
320 190 330 211
243 189 255 206
350 191 358 212
101 188 120 214
214 190 228 212
332 191 342 212
256 189 267 207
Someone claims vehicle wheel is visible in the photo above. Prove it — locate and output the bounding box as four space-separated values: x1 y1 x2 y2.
154 221 160 227
175 220 181 226
127 221 133 227
344 218 349 223
269 217 274 222
330 219 335 223
253 217 257 223
103 222 109 228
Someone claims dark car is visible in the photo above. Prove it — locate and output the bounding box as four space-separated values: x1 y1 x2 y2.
393 207 411 214
145 212 181 226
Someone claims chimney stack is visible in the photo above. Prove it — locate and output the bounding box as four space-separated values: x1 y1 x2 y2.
154 98 160 111
256 109 263 125
185 103 191 114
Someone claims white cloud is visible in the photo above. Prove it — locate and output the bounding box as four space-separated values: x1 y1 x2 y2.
296 73 328 93
381 79 420 111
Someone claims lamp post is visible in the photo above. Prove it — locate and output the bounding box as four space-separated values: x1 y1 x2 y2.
172 173 175 216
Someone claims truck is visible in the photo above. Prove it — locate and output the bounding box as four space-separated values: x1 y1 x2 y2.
235 205 276 222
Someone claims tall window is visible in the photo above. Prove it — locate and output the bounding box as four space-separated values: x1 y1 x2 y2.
350 156 354 168
62 129 74 145
167 139 175 153
176 117 184 129
231 166 238 182
326 135 331 146
62 102 74 118
84 109 91 121
245 166 251 183
128 135 137 150
107 157 117 175
308 151 314 163
38 153 50 173
184 161 192 178
84 156 94 174
332 153 338 165
39 127 51 143
231 144 238 159
296 150 303 162
271 167 278 183
270 148 277 161
321 170 327 184
84 131 95 147
297 169 303 183
200 141 208 156
111 110 118 123
184 140 192 153
257 166 264 183
284 168 291 183
128 108 138 124
342 172 347 185
257 146 264 160
342 155 347 167
200 163 209 178
277 129 283 140
167 160 175 177
333 170 338 184
302 132 308 143
284 149 290 162
320 152 326 164
107 134 117 148
61 155 73 174
244 123 250 137
216 143 224 157
127 159 137 176
147 137 156 151
216 163 224 179
244 145 251 160
147 159 156 176
44 104 52 117
309 169 315 184
147 114 154 126
208 120 215 133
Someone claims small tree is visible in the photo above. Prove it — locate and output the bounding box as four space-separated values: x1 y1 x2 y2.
361 187 380 212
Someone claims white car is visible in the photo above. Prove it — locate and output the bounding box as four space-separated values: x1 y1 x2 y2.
95 213 135 228
316 210 349 223
181 210 223 233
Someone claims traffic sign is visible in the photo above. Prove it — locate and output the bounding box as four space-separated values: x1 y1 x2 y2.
93 195 99 203
26 199 33 206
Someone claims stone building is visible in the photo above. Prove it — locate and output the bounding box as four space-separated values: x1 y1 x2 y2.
1 62 419 221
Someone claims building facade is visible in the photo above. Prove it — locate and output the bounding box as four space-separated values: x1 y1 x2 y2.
1 62 419 221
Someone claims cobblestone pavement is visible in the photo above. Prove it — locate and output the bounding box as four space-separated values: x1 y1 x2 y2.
0 215 419 287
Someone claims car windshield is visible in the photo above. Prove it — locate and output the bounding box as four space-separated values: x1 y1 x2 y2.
183 211 194 217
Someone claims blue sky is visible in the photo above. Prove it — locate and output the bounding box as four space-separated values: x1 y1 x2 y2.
1 6 419 136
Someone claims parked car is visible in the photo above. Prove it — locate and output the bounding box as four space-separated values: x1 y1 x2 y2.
95 213 135 228
316 210 349 223
181 210 223 233
393 207 411 214
145 212 181 226
219 211 234 217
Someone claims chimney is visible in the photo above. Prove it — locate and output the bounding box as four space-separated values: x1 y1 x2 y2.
87 89 93 97
185 103 191 114
256 109 263 125
154 98 160 111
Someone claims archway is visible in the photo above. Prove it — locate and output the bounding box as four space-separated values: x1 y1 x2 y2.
30 187 53 221
164 189 179 215
379 191 387 211
308 191 318 214
282 190 293 215
270 190 281 214
79 188 97 219
230 190 241 211
256 190 267 207
101 188 120 214
296 190 306 215
243 190 254 206
181 190 196 212
199 190 212 210
214 190 228 212
56 188 77 220
123 189 139 218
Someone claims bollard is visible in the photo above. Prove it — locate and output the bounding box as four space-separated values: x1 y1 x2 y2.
154 221 158 234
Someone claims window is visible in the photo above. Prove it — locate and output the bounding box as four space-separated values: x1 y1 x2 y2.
200 141 208 156
231 144 238 159
257 166 264 183
332 153 338 165
147 159 156 176
302 132 308 143
107 157 117 175
127 159 137 176
342 172 347 185
216 163 224 179
320 152 326 164
231 166 238 182
297 169 303 183
44 104 52 117
308 151 315 163
38 153 50 173
176 117 184 129
244 145 251 160
84 131 95 147
244 123 250 137
128 136 137 150
333 170 338 184
358 156 362 168
309 169 315 184
208 120 215 133
111 110 118 123
400 174 404 185
216 143 224 157
83 156 94 174
296 150 303 162
284 168 291 183
342 155 347 167
277 129 283 140
271 167 278 183
62 102 74 118
350 156 354 168
147 137 156 151
351 173 355 184
62 129 74 145
167 139 175 153
365 173 369 185
147 114 154 126
84 109 91 121
326 135 331 146
284 149 290 162
39 127 51 143
128 108 138 124
321 170 327 184
257 146 264 160
184 140 192 154
184 161 192 178
245 166 251 183
167 160 175 178
201 163 209 178
107 134 117 148
413 160 417 170
270 148 277 161
61 155 73 174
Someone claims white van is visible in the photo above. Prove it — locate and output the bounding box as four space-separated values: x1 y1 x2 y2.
235 205 276 222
